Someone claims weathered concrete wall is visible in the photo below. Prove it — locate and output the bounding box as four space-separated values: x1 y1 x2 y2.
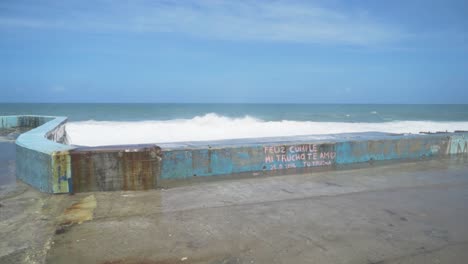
0 116 20 128
2 115 164 193
334 135 450 164
46 120 70 145
2 115 467 193
447 134 468 155
159 132 467 182
1 116 75 193
161 146 265 179
15 144 53 192
0 115 53 129
70 145 162 192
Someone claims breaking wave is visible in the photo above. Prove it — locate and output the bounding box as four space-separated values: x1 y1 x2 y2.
66 113 468 146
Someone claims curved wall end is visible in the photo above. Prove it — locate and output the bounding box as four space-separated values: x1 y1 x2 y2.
1 116 75 193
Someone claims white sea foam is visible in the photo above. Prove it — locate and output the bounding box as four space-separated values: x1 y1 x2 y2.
66 113 468 146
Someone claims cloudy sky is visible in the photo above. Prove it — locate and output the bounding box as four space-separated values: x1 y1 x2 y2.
1 0 467 103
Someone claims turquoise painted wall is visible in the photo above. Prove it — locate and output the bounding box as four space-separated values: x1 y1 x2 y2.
160 133 467 180
2 115 75 193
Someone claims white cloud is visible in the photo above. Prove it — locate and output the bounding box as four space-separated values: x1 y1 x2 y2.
0 0 403 45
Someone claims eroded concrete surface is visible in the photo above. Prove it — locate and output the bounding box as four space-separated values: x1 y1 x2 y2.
1 138 468 263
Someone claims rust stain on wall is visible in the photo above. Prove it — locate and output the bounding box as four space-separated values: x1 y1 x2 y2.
52 151 71 193
70 145 162 192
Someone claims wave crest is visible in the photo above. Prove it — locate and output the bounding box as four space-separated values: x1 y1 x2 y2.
66 113 468 146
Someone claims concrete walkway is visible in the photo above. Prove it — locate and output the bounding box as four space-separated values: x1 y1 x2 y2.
1 137 468 263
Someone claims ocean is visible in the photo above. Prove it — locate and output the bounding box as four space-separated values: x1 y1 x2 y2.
1 103 468 146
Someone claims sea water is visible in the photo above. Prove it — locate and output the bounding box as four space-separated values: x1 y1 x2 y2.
1 103 468 146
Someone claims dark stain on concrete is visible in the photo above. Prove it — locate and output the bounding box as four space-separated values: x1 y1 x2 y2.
324 181 342 187
56 195 96 234
383 209 408 222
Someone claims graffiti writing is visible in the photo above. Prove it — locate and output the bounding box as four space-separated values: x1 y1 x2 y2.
263 144 336 170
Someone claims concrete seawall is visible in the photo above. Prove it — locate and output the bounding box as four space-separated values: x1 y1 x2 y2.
1 116 74 192
1 115 467 193
158 132 466 182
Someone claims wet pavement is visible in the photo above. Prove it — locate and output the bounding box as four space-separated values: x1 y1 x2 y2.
1 139 468 263
0 139 16 188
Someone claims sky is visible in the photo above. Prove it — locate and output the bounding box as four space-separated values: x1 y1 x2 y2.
0 0 467 104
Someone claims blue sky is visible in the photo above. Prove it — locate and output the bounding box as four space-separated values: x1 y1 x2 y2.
0 0 467 103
